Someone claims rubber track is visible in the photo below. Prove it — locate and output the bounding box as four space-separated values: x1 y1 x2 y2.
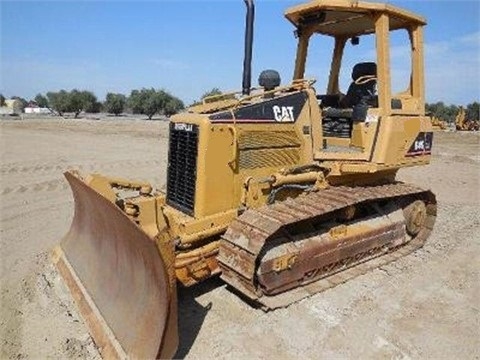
218 182 437 309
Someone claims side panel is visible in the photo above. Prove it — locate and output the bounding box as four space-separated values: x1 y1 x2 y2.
314 112 381 161
371 115 432 166
233 124 305 205
195 123 236 218
192 90 316 219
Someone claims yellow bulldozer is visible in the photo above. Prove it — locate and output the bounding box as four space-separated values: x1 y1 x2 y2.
455 106 479 131
430 116 448 131
53 0 437 358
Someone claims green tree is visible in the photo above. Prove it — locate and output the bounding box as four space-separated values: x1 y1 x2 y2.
34 94 49 108
201 87 223 102
81 91 100 114
191 87 235 106
164 95 184 117
466 102 479 122
47 90 69 116
64 90 99 117
86 101 102 113
68 90 86 118
105 93 127 116
425 102 459 124
47 90 70 116
143 90 167 119
128 89 150 114
0 94 5 106
128 88 170 120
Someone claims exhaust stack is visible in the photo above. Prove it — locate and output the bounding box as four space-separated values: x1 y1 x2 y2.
242 0 255 95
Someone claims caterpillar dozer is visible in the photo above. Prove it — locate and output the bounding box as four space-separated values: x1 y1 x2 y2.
456 106 479 131
53 0 437 358
431 116 448 131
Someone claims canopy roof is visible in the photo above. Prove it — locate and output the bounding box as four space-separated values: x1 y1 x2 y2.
285 0 426 37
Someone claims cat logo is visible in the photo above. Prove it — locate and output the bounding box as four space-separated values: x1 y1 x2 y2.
273 105 295 122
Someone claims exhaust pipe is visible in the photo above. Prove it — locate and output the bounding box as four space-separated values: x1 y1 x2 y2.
242 0 254 95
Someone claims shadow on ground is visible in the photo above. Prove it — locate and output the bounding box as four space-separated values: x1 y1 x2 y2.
174 276 224 359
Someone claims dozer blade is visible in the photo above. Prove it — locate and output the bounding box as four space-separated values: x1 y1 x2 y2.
53 172 178 359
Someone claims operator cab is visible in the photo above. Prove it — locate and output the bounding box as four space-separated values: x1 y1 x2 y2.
285 0 427 159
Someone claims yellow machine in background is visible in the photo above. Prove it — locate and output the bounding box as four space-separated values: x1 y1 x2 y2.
456 106 479 131
53 0 437 358
431 116 448 131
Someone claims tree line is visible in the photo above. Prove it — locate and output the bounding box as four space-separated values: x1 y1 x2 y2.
1 88 229 119
426 102 479 123
2 90 478 122
0 88 185 119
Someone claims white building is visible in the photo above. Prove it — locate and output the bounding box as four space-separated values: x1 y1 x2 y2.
24 107 51 114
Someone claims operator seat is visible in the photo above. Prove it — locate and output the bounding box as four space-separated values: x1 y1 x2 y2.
340 62 377 108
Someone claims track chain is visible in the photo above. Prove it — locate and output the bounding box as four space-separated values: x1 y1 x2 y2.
218 182 437 309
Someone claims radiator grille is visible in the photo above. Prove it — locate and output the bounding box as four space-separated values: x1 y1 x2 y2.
166 123 198 216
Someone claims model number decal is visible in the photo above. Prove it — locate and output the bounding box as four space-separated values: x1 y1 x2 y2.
174 123 193 132
413 139 426 151
406 132 433 156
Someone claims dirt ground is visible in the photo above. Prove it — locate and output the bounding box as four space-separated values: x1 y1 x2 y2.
1 117 479 359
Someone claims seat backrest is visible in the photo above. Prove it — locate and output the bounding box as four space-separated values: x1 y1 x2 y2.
340 62 377 108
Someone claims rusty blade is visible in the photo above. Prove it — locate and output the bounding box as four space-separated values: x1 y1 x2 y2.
54 172 178 359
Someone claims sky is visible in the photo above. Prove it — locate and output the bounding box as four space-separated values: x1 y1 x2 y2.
1 0 479 105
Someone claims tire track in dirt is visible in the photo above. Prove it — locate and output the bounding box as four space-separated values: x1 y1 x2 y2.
0 159 161 176
1 179 69 196
1 174 164 196
0 159 163 196
1 252 101 359
0 164 66 175
370 203 480 286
